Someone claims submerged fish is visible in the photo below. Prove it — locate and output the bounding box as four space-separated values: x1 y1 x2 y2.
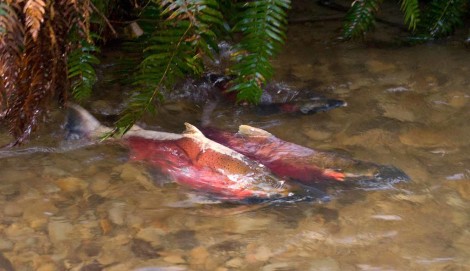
201 125 410 187
204 73 347 115
65 104 293 201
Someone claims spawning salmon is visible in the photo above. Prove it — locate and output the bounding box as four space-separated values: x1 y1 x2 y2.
201 125 410 186
65 104 293 201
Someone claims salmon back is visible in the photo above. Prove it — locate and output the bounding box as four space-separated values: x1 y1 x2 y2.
125 131 292 201
201 126 349 184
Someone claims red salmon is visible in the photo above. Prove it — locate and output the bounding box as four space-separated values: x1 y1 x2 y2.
66 104 293 201
201 125 409 186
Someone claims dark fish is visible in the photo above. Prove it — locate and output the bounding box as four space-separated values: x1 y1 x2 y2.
203 73 347 115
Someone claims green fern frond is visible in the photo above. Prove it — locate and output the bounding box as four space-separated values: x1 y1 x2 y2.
67 40 100 101
342 0 383 39
399 0 420 30
230 0 291 103
0 4 6 35
420 0 467 39
115 0 224 135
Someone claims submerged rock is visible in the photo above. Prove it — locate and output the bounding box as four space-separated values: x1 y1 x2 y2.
47 219 74 245
366 60 396 73
55 177 88 193
308 257 341 271
399 127 449 148
225 257 244 268
0 238 14 251
131 238 160 259
136 227 164 246
163 254 186 264
3 202 23 217
107 202 126 226
189 246 209 266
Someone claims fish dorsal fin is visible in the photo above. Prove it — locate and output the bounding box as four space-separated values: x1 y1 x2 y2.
238 125 272 137
184 123 205 137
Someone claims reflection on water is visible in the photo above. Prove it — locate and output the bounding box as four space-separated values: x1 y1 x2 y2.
1 11 470 271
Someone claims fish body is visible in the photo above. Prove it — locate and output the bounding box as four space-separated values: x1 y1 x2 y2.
66 104 292 201
202 125 409 186
202 73 347 115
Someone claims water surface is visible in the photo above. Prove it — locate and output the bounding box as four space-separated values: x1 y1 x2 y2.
1 9 469 271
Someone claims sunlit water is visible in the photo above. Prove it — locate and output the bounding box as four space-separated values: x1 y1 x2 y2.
1 7 470 271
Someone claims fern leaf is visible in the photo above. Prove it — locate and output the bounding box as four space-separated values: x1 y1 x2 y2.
230 0 291 103
67 40 100 101
23 0 46 41
342 0 383 39
399 0 420 30
420 0 467 39
115 0 224 135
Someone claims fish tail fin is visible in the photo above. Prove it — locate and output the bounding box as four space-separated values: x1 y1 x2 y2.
65 103 112 140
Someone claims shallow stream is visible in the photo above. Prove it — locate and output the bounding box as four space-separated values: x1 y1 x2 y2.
1 3 469 270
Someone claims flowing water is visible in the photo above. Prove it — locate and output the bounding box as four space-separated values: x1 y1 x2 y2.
1 4 470 271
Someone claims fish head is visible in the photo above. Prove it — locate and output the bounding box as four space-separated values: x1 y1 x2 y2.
65 103 112 140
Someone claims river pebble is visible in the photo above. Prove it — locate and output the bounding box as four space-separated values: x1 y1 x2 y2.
131 238 160 259
453 230 470 253
338 128 395 151
0 183 20 197
366 60 396 73
43 166 69 178
0 239 14 251
107 202 127 225
4 223 35 239
225 257 244 268
189 246 209 266
399 127 449 148
55 177 89 193
23 199 59 229
118 163 156 191
104 262 135 271
447 91 468 108
230 216 273 234
261 262 292 271
163 254 186 264
136 227 164 246
90 173 111 193
126 213 145 229
246 244 272 263
165 230 199 250
380 103 415 122
37 262 59 271
291 63 316 81
455 181 470 201
308 257 341 271
303 128 332 141
48 219 74 245
3 202 23 217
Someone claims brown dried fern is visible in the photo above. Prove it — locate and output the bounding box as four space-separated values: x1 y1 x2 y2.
0 2 24 117
23 0 46 41
1 0 93 145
